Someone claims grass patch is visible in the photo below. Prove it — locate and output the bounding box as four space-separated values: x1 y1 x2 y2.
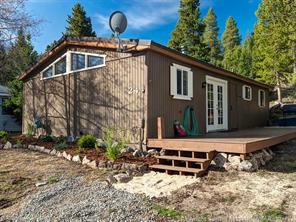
47 176 59 184
257 207 286 222
153 205 182 218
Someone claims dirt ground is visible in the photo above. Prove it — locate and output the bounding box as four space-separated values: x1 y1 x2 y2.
1 141 296 222
155 141 296 221
0 149 109 220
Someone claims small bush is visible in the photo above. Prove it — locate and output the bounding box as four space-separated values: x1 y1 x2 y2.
0 131 8 141
27 124 35 137
77 134 98 149
38 135 54 142
54 136 68 150
260 207 286 222
153 205 181 218
47 176 59 184
103 128 128 161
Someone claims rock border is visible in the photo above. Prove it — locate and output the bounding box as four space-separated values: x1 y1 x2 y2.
0 141 150 183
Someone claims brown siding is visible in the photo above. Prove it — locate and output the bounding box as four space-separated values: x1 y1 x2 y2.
23 47 148 145
146 51 269 138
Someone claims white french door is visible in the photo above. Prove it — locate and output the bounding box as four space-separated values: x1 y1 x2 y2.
206 76 228 132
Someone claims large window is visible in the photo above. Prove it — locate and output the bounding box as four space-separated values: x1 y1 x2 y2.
41 51 106 80
170 64 193 100
242 85 252 101
258 89 265 107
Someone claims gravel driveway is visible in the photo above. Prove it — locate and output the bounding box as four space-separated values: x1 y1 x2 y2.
13 177 157 222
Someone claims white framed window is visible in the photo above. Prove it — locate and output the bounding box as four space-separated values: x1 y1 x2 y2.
41 51 106 80
258 89 265 107
242 85 252 101
170 63 193 100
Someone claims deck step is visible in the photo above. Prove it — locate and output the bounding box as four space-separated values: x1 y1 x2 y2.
150 164 204 175
156 155 210 163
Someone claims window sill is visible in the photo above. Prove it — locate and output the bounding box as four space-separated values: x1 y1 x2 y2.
172 95 192 101
242 98 252 101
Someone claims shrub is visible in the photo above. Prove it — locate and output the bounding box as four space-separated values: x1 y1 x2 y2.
0 131 8 141
38 135 54 142
27 124 35 137
103 128 128 161
54 136 68 150
77 134 98 149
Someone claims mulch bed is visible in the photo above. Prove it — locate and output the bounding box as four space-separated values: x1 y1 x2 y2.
3 134 157 166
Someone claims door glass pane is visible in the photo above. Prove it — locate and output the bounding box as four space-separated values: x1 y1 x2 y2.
177 69 182 95
217 85 223 125
183 70 188 96
207 83 214 125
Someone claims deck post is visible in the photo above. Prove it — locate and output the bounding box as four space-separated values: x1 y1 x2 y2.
157 117 165 139
240 153 247 160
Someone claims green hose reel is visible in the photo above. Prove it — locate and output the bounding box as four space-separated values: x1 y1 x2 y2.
183 106 199 136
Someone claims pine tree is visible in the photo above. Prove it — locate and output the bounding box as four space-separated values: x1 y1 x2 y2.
253 0 294 102
64 3 96 37
168 0 208 61
222 16 241 71
4 29 38 122
203 8 222 66
238 34 254 78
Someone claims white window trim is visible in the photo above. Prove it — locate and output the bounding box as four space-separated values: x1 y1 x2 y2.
41 51 106 80
258 89 266 107
170 63 193 100
242 85 252 101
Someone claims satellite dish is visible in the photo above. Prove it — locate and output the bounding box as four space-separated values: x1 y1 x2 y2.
109 11 127 35
109 11 128 51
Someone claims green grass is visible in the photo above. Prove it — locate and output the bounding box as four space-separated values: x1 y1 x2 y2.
47 176 59 184
259 207 286 222
153 205 182 218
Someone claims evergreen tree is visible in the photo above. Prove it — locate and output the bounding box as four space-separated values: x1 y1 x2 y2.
4 29 38 122
64 3 96 37
203 8 222 66
222 16 241 71
238 34 254 78
168 0 209 61
253 0 294 102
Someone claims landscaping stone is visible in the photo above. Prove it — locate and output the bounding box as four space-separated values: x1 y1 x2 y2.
262 149 273 162
122 163 138 171
238 160 254 172
106 175 117 184
28 145 35 150
87 160 97 169
82 156 91 165
35 146 45 152
224 162 237 171
3 141 12 149
0 144 4 149
249 156 259 171
137 164 149 173
147 149 158 156
98 160 107 168
228 155 241 168
267 148 275 156
43 149 51 154
133 149 143 157
106 161 114 169
56 151 63 158
50 149 57 155
114 173 132 183
211 153 227 168
35 181 48 187
62 151 72 161
72 155 81 163
112 163 122 170
160 149 165 156
13 144 23 149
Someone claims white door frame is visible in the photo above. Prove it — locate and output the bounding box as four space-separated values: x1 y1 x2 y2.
206 75 228 132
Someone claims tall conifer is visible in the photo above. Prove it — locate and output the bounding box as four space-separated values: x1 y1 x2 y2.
168 0 208 61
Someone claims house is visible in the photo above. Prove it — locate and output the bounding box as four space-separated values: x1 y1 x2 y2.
20 36 270 148
0 85 21 132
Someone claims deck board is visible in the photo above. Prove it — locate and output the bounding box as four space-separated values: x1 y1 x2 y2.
148 127 296 154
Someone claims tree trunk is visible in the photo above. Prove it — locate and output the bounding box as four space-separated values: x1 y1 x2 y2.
275 71 282 103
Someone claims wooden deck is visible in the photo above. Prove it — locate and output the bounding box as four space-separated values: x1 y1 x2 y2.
148 127 296 155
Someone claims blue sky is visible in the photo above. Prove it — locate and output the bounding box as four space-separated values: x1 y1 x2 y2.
27 0 261 53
